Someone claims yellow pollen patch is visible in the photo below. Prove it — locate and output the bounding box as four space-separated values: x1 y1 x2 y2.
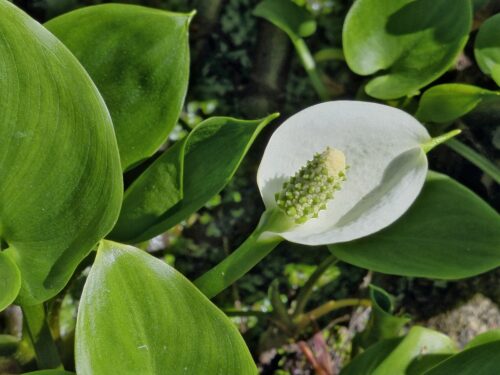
324 147 346 177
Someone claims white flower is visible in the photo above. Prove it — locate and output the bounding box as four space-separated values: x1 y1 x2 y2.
257 101 431 245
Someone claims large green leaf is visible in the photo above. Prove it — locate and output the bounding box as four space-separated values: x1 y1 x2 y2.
0 251 20 311
341 326 456 375
343 0 471 99
0 1 122 305
424 341 500 375
416 84 500 123
110 114 278 243
330 172 500 279
475 14 500 86
253 0 316 41
76 241 256 375
355 285 410 350
46 4 192 170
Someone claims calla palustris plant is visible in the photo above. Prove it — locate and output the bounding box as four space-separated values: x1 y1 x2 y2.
2 0 500 373
195 101 459 297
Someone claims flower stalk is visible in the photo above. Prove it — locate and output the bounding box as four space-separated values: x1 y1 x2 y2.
194 208 289 298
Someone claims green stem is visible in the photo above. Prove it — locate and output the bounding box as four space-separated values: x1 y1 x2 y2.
22 304 62 370
446 139 500 184
195 209 287 298
293 38 330 101
295 298 371 328
292 254 338 317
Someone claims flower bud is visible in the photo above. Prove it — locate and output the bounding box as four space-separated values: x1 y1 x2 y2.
275 147 347 224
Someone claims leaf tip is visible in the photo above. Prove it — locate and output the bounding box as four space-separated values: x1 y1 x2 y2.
422 129 461 153
187 9 197 24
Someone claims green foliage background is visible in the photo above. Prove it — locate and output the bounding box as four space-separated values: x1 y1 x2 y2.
2 0 499 373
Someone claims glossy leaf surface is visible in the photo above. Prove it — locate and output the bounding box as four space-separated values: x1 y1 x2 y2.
475 13 500 86
416 84 500 123
424 341 500 375
330 172 500 279
76 241 256 375
253 0 316 41
342 326 456 375
0 1 122 304
46 4 192 170
343 0 471 99
111 114 278 243
0 252 20 311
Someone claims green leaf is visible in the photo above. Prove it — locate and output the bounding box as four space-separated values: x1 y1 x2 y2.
341 326 456 375
253 0 316 41
110 114 278 243
330 171 500 279
46 4 193 170
355 285 410 350
464 330 500 349
341 338 403 375
0 1 122 305
0 251 21 311
423 341 500 375
343 0 471 99
416 84 500 123
475 13 500 86
76 240 256 374
406 354 454 375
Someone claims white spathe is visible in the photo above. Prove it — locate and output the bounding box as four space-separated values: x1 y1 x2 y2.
257 101 430 245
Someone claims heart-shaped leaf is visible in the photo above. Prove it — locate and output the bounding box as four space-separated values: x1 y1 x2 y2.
0 1 122 305
46 4 192 170
110 114 278 243
0 252 21 311
416 84 500 123
423 340 500 375
343 0 471 99
330 172 500 279
76 241 256 374
475 14 500 86
341 326 456 375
